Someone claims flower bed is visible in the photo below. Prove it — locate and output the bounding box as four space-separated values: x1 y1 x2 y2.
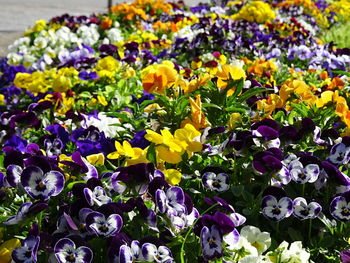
1 0 350 262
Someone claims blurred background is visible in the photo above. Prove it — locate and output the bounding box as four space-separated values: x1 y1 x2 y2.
0 0 206 56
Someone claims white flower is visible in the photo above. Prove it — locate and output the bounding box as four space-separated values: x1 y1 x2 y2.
226 235 258 257
77 24 100 46
240 225 271 254
272 241 310 263
107 28 124 43
7 53 23 65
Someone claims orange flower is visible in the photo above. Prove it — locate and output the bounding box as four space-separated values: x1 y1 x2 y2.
181 94 210 130
142 63 177 94
101 17 113 29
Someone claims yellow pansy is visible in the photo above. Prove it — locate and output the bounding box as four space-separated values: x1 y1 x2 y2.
0 238 21 263
216 64 246 93
227 113 242 130
163 169 182 185
87 153 105 166
181 94 210 130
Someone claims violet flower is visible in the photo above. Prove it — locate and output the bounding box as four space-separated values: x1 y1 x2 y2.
141 243 173 263
293 197 322 220
261 195 293 221
327 141 350 166
83 186 112 206
119 241 144 263
12 236 40 263
3 202 47 225
330 192 350 221
200 225 223 260
156 186 186 216
289 157 320 184
54 238 93 263
86 211 123 236
202 171 229 192
21 166 65 201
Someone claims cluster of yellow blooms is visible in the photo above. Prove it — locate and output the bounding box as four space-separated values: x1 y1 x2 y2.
232 1 276 24
325 0 350 22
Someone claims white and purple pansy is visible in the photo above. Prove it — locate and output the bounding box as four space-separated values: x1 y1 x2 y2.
330 192 350 221
155 186 186 216
200 225 223 260
6 164 23 188
83 186 112 207
54 238 93 263
20 165 65 201
327 141 350 166
86 211 123 236
202 171 230 192
12 235 40 263
292 197 322 220
119 240 144 263
44 137 64 157
141 243 173 263
289 159 320 184
3 202 32 225
261 195 293 221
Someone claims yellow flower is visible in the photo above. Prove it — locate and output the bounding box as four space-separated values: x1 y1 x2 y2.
96 56 121 79
87 153 105 166
142 63 177 94
163 169 182 185
107 141 148 165
181 94 210 130
174 124 202 154
97 95 108 106
216 64 246 93
0 238 21 263
227 113 242 130
0 94 5 106
234 1 276 24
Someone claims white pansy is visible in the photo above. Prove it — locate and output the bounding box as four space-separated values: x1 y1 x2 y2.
77 24 100 46
271 241 310 263
7 53 23 65
107 28 124 43
240 225 271 254
226 235 258 257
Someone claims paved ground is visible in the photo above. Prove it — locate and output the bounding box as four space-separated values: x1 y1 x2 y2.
0 0 206 57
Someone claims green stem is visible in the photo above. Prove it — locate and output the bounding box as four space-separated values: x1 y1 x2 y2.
308 219 312 244
179 203 219 263
276 221 280 237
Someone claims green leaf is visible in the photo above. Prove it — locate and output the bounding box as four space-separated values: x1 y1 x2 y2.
146 143 157 164
202 103 222 110
0 154 4 169
66 180 87 191
237 87 272 103
332 70 350 77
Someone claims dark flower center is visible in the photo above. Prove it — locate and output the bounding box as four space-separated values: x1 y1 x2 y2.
272 206 281 215
99 224 108 232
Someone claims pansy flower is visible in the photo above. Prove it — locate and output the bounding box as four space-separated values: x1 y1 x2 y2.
119 241 144 263
200 225 223 260
155 186 186 216
292 197 322 220
202 171 229 192
289 157 320 184
12 236 40 263
4 202 48 225
330 192 350 221
141 243 173 263
83 186 112 207
86 211 123 236
327 140 350 166
54 238 93 263
21 166 65 201
261 187 293 221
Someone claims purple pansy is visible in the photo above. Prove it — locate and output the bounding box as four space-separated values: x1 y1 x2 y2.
200 225 223 260
327 141 350 166
289 159 320 184
44 138 64 157
340 249 350 263
156 186 186 216
83 186 112 206
141 243 173 263
12 236 40 263
119 241 144 263
202 171 229 192
21 166 65 201
292 197 322 220
6 164 23 188
261 195 293 221
86 211 123 236
54 238 93 263
4 202 33 225
330 192 350 221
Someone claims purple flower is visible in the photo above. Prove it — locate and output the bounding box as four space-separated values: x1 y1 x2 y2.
78 71 99 80
202 172 229 192
141 243 173 263
261 195 293 221
292 197 322 220
21 166 65 201
6 164 23 188
84 186 112 206
44 138 63 157
86 211 123 236
12 236 40 263
200 225 223 260
289 159 320 184
253 148 284 174
3 202 48 225
341 249 350 263
119 241 144 263
330 192 350 221
328 142 350 166
54 238 93 263
156 186 186 216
